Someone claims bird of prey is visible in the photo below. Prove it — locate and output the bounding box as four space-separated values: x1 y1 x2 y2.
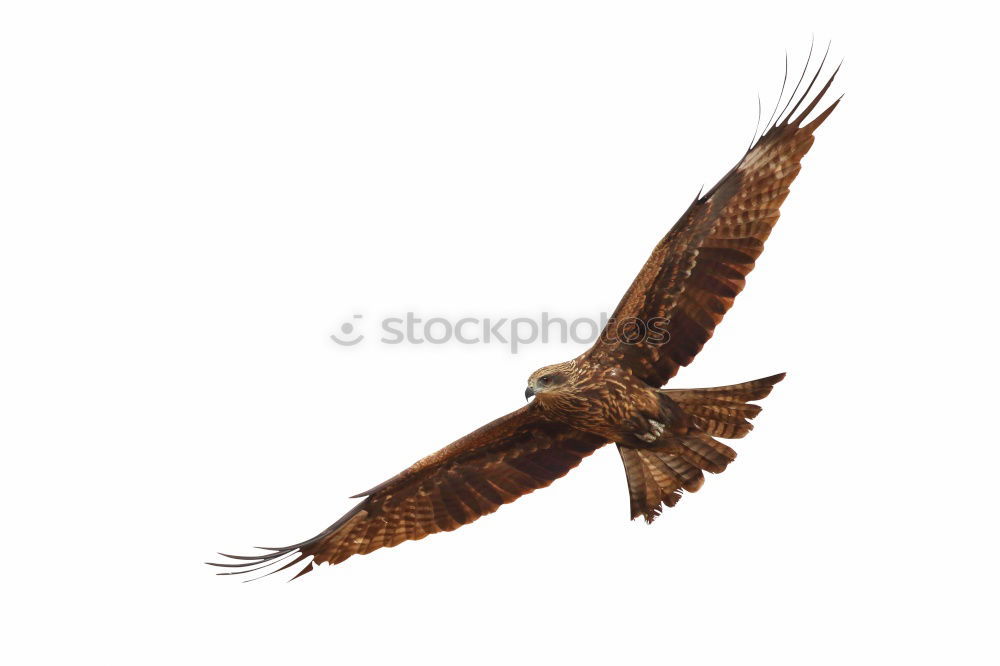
212 54 840 580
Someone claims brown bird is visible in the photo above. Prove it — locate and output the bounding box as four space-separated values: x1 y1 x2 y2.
212 54 840 580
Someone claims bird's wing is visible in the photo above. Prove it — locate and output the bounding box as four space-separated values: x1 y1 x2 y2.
586 58 841 388
210 404 607 579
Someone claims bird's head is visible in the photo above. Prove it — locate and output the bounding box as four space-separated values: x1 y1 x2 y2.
525 362 575 402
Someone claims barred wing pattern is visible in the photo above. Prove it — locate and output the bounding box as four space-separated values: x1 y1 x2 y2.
588 63 841 388
211 405 607 579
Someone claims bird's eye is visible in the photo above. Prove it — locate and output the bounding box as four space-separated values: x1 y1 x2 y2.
539 376 551 385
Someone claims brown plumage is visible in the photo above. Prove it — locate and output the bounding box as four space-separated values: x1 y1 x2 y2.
212 55 840 579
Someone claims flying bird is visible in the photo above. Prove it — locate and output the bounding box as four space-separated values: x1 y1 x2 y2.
212 53 841 580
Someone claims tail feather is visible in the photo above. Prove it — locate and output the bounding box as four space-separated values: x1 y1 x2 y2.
664 372 785 439
618 446 705 522
675 430 737 474
666 372 785 402
617 372 784 522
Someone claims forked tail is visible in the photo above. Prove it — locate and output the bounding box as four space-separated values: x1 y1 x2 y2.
617 373 785 522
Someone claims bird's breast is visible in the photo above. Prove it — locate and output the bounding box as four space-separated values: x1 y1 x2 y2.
540 368 657 441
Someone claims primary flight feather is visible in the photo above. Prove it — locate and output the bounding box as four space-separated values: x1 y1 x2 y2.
212 54 840 580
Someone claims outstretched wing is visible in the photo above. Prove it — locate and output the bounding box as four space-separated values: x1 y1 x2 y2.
210 405 607 579
587 58 841 388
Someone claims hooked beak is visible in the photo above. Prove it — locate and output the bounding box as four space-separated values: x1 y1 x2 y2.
524 386 535 402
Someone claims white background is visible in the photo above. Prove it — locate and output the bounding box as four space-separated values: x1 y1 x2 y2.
2 2 997 664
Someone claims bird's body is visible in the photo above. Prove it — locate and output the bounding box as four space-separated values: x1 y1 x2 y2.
527 357 684 447
213 53 841 580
